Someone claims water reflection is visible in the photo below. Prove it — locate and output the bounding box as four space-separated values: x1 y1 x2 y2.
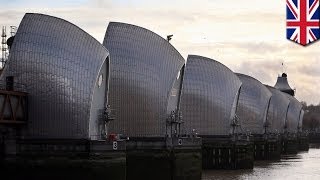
202 147 320 180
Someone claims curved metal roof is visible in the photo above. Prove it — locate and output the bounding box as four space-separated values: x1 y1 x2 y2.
298 109 304 131
236 74 272 134
285 94 302 133
180 55 242 136
1 13 109 139
103 22 185 137
265 85 290 133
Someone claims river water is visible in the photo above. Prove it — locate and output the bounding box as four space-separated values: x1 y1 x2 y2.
202 146 320 180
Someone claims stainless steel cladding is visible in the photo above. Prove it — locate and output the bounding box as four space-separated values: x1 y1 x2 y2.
236 74 272 135
285 94 302 133
1 13 110 139
298 109 304 131
103 22 185 137
266 85 290 134
180 55 242 136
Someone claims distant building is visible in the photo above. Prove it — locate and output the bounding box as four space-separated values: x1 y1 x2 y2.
274 73 295 96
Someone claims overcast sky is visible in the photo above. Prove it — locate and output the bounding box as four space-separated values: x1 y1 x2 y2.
0 0 319 105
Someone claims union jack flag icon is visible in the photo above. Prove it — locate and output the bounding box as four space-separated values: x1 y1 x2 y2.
286 0 320 46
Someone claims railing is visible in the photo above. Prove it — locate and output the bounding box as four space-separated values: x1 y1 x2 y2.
0 78 27 124
0 79 27 93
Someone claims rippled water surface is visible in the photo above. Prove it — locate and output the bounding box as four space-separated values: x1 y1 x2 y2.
202 147 320 180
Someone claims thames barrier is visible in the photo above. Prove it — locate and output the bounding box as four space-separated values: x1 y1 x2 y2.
0 13 309 180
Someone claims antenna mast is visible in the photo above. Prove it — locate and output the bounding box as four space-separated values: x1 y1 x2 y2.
281 61 287 74
1 26 7 69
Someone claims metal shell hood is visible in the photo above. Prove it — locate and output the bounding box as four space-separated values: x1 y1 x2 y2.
1 13 110 139
285 94 302 133
180 55 242 136
266 85 290 133
298 109 304 131
236 74 272 134
103 22 185 137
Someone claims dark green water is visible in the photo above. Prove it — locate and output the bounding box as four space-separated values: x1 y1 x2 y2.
202 147 320 180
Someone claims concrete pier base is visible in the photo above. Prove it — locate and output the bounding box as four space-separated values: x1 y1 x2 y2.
253 134 281 160
281 135 298 154
202 135 253 169
0 139 126 180
253 135 266 160
298 132 309 151
265 137 281 160
126 137 202 180
309 132 320 143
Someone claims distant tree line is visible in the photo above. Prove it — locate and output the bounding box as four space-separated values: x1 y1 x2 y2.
302 102 320 132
